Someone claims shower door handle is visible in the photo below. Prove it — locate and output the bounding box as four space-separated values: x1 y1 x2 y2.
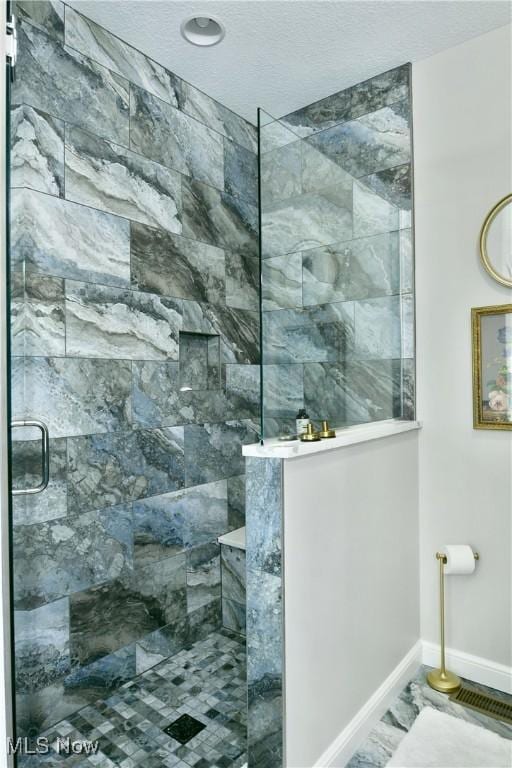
11 419 50 495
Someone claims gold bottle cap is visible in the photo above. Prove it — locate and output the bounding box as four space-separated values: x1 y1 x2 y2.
318 420 336 438
300 423 321 442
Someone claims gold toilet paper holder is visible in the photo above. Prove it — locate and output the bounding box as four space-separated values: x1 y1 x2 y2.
427 549 479 694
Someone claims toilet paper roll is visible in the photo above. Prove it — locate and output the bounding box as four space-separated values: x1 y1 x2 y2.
440 544 476 575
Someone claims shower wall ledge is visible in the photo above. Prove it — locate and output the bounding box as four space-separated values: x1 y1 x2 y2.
243 418 421 459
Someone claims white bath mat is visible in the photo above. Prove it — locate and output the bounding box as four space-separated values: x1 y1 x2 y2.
386 706 512 767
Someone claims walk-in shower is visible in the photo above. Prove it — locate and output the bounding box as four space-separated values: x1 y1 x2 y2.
5 2 415 766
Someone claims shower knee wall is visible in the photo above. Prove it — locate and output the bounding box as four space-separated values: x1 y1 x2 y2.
10 0 258 735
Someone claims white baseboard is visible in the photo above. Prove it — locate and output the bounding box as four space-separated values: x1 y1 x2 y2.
422 641 512 695
313 640 422 768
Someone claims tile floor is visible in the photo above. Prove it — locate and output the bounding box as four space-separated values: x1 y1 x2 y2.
347 665 512 767
19 630 247 768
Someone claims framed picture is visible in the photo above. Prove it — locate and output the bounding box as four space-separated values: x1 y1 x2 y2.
472 304 512 430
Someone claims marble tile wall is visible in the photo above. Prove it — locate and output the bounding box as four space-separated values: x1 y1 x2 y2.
260 64 415 437
11 0 258 736
221 544 247 636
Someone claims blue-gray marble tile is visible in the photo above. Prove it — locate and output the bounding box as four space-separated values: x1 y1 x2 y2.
64 643 136 703
132 361 259 428
131 221 225 304
179 80 257 153
133 479 228 561
11 105 64 197
304 362 348 425
11 188 131 287
304 100 410 180
188 598 223 645
262 363 304 427
302 231 400 306
11 273 65 357
259 117 298 153
246 458 282 576
263 302 355 364
261 181 352 259
301 132 355 195
227 474 246 530
15 598 70 693
400 229 413 294
67 427 185 512
186 542 221 613
262 253 303 310
65 126 182 234
221 545 246 603
11 356 131 438
65 280 182 361
13 21 129 146
222 598 246 636
344 359 402 424
16 1 64 41
224 138 258 205
13 504 133 610
135 621 189 675
182 177 258 258
361 163 411 212
402 358 416 421
183 299 260 364
64 6 182 107
16 678 91 739
260 140 302 206
130 84 224 189
69 555 186 665
402 293 414 360
179 332 210 391
247 567 283 768
354 295 401 359
353 179 399 238
12 437 67 526
185 420 259 487
225 252 260 311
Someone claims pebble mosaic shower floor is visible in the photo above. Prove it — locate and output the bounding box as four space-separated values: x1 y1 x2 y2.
18 631 247 768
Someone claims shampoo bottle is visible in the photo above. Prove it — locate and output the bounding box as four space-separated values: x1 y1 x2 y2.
295 408 310 436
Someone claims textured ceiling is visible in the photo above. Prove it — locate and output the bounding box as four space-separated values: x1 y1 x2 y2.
68 0 510 124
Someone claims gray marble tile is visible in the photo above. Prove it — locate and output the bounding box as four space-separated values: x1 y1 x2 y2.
13 504 133 610
16 679 91 739
260 140 302 205
186 543 221 613
262 253 303 311
401 293 414 359
188 598 223 644
12 188 131 287
132 360 258 429
262 364 304 426
185 420 259 487
179 332 211 391
13 21 129 146
304 362 347 424
131 221 225 304
400 229 413 294
350 65 411 124
354 295 401 359
179 80 257 153
16 1 64 41
301 99 410 179
344 359 402 424
224 138 258 205
130 84 224 190
67 427 185 512
63 643 136 703
182 177 258 258
65 6 182 107
262 180 352 259
246 458 282 576
11 105 64 197
353 179 399 238
303 231 400 306
221 545 246 604
402 358 416 421
135 621 189 674
227 474 246 530
260 117 298 153
362 163 411 211
65 126 182 234
15 598 70 693
225 252 260 311
12 356 131 438
69 555 186 666
183 299 260 364
133 480 228 561
263 302 355 364
301 134 355 195
65 280 182 361
222 598 246 636
11 273 65 357
12 437 67 526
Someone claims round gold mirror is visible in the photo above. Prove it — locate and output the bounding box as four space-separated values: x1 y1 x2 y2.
479 194 512 288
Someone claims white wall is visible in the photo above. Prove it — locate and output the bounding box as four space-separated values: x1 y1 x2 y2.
283 431 419 767
414 25 512 668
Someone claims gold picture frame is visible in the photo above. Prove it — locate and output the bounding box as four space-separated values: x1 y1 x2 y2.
472 304 512 430
479 194 512 288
